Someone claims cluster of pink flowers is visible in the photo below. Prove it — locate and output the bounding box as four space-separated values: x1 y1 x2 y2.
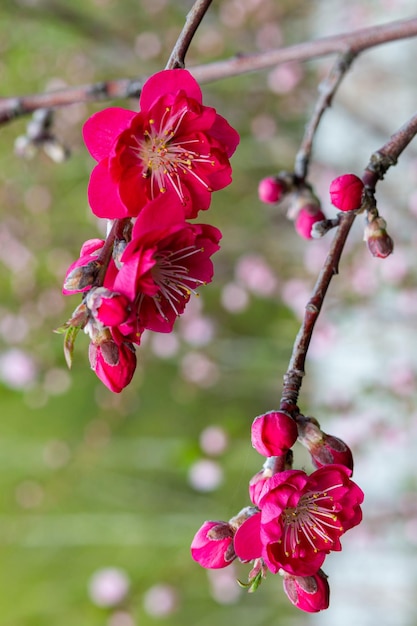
191 408 363 612
60 69 239 391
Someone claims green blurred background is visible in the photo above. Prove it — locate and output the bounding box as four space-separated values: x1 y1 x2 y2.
1 1 417 625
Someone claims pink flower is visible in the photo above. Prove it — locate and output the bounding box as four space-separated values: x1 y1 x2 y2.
191 520 235 569
295 206 326 239
83 69 240 219
282 569 330 613
234 465 364 576
89 335 137 393
108 194 221 333
329 174 364 212
251 411 298 457
258 176 286 204
62 239 105 294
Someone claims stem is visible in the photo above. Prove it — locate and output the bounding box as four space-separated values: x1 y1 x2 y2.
294 51 356 180
281 111 417 407
165 0 213 70
1 17 417 124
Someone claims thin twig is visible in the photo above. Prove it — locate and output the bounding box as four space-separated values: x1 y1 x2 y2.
294 51 356 181
1 17 417 124
280 111 417 407
165 0 213 70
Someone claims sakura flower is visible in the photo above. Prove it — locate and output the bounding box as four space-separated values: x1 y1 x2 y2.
83 69 239 219
108 194 221 333
282 569 330 613
234 464 363 577
191 520 236 569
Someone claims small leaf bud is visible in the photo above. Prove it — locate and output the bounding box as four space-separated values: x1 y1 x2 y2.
364 214 394 258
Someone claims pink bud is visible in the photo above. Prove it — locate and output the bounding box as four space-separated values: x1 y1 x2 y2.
282 569 330 613
258 176 286 204
86 287 131 327
364 215 394 258
89 338 136 393
249 470 271 506
190 520 235 569
329 174 364 212
251 410 298 457
296 415 354 472
295 207 326 240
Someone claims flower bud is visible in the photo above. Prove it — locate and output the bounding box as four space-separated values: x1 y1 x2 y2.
296 415 353 472
329 174 364 212
282 569 330 613
251 410 298 457
364 214 394 258
295 207 326 240
249 470 271 506
63 260 102 293
258 176 286 204
86 287 131 327
89 332 136 393
62 239 105 295
190 520 235 569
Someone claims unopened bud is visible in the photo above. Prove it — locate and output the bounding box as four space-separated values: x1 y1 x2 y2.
63 260 101 293
251 410 298 457
296 414 354 472
282 569 330 613
329 174 364 212
89 333 136 393
258 176 287 204
15 135 39 159
295 206 326 240
43 138 70 163
364 214 394 258
191 520 235 569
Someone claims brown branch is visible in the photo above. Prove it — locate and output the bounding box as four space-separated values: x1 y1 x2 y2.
165 0 213 70
280 111 417 407
294 51 356 181
1 17 417 124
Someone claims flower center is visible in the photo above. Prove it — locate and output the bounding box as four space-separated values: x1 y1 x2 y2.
129 106 214 204
280 484 343 557
150 244 206 320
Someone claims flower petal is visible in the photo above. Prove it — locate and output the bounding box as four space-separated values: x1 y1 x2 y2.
233 512 262 562
83 108 136 161
88 160 130 219
140 69 202 110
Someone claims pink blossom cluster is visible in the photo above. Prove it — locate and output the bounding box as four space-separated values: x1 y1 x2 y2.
191 408 363 612
60 69 239 392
